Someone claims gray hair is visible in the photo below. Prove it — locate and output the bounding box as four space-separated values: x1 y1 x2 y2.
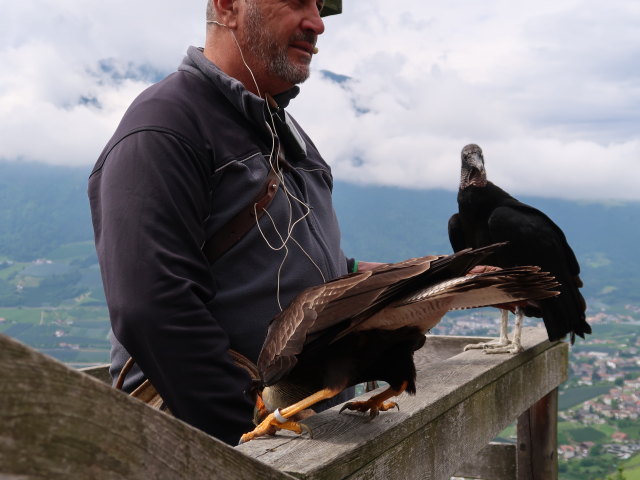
206 0 216 22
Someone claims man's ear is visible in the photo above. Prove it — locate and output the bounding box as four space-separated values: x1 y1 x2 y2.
212 0 240 29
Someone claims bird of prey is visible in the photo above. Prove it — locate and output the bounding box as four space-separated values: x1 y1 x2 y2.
448 144 591 354
239 243 559 443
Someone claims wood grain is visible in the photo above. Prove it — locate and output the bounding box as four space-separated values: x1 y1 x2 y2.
80 364 112 384
0 327 567 479
517 389 559 480
454 442 517 479
0 334 294 480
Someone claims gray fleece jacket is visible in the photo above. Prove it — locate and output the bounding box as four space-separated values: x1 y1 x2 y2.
89 46 350 445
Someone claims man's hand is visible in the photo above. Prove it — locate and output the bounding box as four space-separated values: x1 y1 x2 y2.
357 261 385 272
467 264 501 275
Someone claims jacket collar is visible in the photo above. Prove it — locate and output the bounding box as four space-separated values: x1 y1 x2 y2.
179 46 300 130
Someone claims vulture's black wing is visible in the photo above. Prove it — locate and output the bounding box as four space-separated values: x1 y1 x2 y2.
486 204 589 341
448 213 466 253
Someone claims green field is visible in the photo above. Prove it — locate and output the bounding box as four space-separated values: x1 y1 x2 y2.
0 307 41 324
620 453 640 480
0 262 26 280
0 305 110 365
48 241 96 261
556 421 616 444
620 422 640 440
570 426 607 442
0 240 105 309
559 385 614 410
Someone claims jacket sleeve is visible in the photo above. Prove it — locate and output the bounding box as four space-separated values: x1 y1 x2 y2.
89 129 254 445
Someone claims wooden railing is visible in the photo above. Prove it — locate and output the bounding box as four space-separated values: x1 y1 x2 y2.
0 327 567 479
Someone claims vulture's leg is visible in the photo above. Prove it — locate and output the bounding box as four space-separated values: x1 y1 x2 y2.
497 308 511 345
484 307 524 354
463 309 512 351
339 381 407 419
239 387 342 444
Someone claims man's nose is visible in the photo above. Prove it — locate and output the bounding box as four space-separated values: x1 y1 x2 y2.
301 3 325 35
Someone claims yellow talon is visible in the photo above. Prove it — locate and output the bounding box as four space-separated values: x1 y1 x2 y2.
239 388 343 443
339 400 399 419
239 412 313 444
338 382 407 419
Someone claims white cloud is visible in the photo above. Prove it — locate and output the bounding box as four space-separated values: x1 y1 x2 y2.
295 0 640 200
0 0 204 166
1 0 638 200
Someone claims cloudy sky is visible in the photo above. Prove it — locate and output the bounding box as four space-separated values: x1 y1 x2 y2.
1 0 638 201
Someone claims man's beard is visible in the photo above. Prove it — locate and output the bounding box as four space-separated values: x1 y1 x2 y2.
242 0 313 86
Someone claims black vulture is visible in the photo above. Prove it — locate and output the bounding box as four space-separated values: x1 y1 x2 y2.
239 243 559 443
448 144 591 354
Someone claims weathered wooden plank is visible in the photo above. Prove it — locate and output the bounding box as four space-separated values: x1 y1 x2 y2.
343 345 566 480
453 442 516 479
1 327 567 479
517 388 559 480
236 327 568 480
80 364 111 384
0 334 295 480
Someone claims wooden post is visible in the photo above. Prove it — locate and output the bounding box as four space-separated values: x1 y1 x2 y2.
454 442 516 479
517 388 559 480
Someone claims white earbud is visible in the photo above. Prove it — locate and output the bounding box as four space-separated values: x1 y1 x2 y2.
207 20 228 28
312 46 319 54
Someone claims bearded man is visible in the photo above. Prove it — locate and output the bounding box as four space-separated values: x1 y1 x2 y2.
88 0 359 445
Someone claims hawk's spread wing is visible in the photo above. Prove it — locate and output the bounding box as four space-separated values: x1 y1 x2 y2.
257 272 371 385
257 255 439 385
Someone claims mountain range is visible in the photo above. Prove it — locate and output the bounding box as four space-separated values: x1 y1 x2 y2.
0 161 638 312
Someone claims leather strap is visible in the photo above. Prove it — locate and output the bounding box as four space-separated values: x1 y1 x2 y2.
115 348 259 391
115 349 260 413
202 162 283 264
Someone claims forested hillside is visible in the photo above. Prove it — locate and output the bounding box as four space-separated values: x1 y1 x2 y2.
0 162 93 261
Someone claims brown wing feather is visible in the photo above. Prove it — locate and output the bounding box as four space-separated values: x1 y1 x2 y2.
258 243 519 385
307 255 438 335
395 266 559 309
351 266 560 333
257 256 438 385
328 245 505 342
257 272 372 384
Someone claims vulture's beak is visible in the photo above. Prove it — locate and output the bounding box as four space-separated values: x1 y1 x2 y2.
466 152 486 183
460 148 487 188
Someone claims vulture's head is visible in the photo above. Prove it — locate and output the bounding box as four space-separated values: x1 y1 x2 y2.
460 143 487 189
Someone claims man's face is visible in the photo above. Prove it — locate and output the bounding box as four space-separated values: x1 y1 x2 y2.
240 0 324 89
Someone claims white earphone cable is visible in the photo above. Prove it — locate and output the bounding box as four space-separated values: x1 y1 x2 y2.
213 19 328 309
